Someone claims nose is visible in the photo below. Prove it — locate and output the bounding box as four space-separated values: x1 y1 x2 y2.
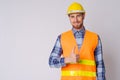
74 17 78 22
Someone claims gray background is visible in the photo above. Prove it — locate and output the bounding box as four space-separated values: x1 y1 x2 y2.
0 0 120 80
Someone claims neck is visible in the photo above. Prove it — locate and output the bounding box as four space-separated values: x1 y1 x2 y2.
74 25 84 31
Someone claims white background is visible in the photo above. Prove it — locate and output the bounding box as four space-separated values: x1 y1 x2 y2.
0 0 120 80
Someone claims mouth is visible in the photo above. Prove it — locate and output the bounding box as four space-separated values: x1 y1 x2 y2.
74 23 80 25
74 22 80 24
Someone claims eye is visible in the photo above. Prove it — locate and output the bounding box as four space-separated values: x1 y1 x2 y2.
77 14 82 17
70 16 74 18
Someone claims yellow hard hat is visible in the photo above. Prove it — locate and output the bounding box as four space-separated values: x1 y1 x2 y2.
67 2 85 15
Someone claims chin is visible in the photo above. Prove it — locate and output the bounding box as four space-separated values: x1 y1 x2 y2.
73 25 82 29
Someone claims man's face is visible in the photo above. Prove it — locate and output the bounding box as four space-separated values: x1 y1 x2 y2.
69 13 85 30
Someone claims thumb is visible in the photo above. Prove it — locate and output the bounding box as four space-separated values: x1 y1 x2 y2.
70 46 76 57
71 46 76 53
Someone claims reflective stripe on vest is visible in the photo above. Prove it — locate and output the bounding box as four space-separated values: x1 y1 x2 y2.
78 60 95 65
62 71 96 77
69 60 95 66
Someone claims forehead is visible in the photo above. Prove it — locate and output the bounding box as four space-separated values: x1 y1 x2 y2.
69 13 84 16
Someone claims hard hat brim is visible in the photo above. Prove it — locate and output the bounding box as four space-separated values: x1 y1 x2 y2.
67 10 85 15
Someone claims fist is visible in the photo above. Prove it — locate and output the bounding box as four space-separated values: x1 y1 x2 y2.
65 47 80 64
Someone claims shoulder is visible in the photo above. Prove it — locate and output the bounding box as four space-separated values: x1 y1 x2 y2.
59 30 72 38
56 30 71 40
86 30 99 42
61 30 72 35
86 30 98 36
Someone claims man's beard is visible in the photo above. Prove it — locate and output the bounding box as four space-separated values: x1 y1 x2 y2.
73 23 83 30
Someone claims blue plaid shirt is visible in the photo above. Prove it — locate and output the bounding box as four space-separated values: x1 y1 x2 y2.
49 27 106 80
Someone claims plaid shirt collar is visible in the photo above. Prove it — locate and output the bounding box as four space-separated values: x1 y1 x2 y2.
72 26 85 36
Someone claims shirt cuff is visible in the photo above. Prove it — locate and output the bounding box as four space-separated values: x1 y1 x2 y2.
60 58 66 67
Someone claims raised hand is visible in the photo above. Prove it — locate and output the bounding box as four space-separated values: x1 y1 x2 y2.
65 47 80 64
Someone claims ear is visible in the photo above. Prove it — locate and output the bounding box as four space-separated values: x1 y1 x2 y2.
82 13 85 20
68 14 70 17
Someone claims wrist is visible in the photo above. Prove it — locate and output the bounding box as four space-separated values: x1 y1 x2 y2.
64 57 68 63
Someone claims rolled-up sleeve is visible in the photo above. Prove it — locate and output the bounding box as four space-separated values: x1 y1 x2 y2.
94 35 106 80
49 35 66 68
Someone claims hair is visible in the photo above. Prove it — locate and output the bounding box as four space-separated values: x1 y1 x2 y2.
68 13 85 17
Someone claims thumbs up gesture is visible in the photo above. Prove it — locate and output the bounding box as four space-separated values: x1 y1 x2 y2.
65 47 80 64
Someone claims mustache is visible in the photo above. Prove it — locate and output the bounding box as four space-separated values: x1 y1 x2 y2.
73 21 80 23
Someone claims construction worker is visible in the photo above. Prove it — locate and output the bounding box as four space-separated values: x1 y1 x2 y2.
49 2 106 80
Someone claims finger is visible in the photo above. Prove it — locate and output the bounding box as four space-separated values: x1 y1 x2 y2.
72 53 76 58
70 46 76 58
76 54 80 58
76 54 80 62
71 46 76 53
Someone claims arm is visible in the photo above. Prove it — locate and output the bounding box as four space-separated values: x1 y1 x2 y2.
94 35 106 80
49 35 66 68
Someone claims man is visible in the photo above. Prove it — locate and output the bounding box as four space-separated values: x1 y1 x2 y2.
49 2 106 80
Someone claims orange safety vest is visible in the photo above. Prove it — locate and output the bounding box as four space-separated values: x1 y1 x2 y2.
60 30 98 80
